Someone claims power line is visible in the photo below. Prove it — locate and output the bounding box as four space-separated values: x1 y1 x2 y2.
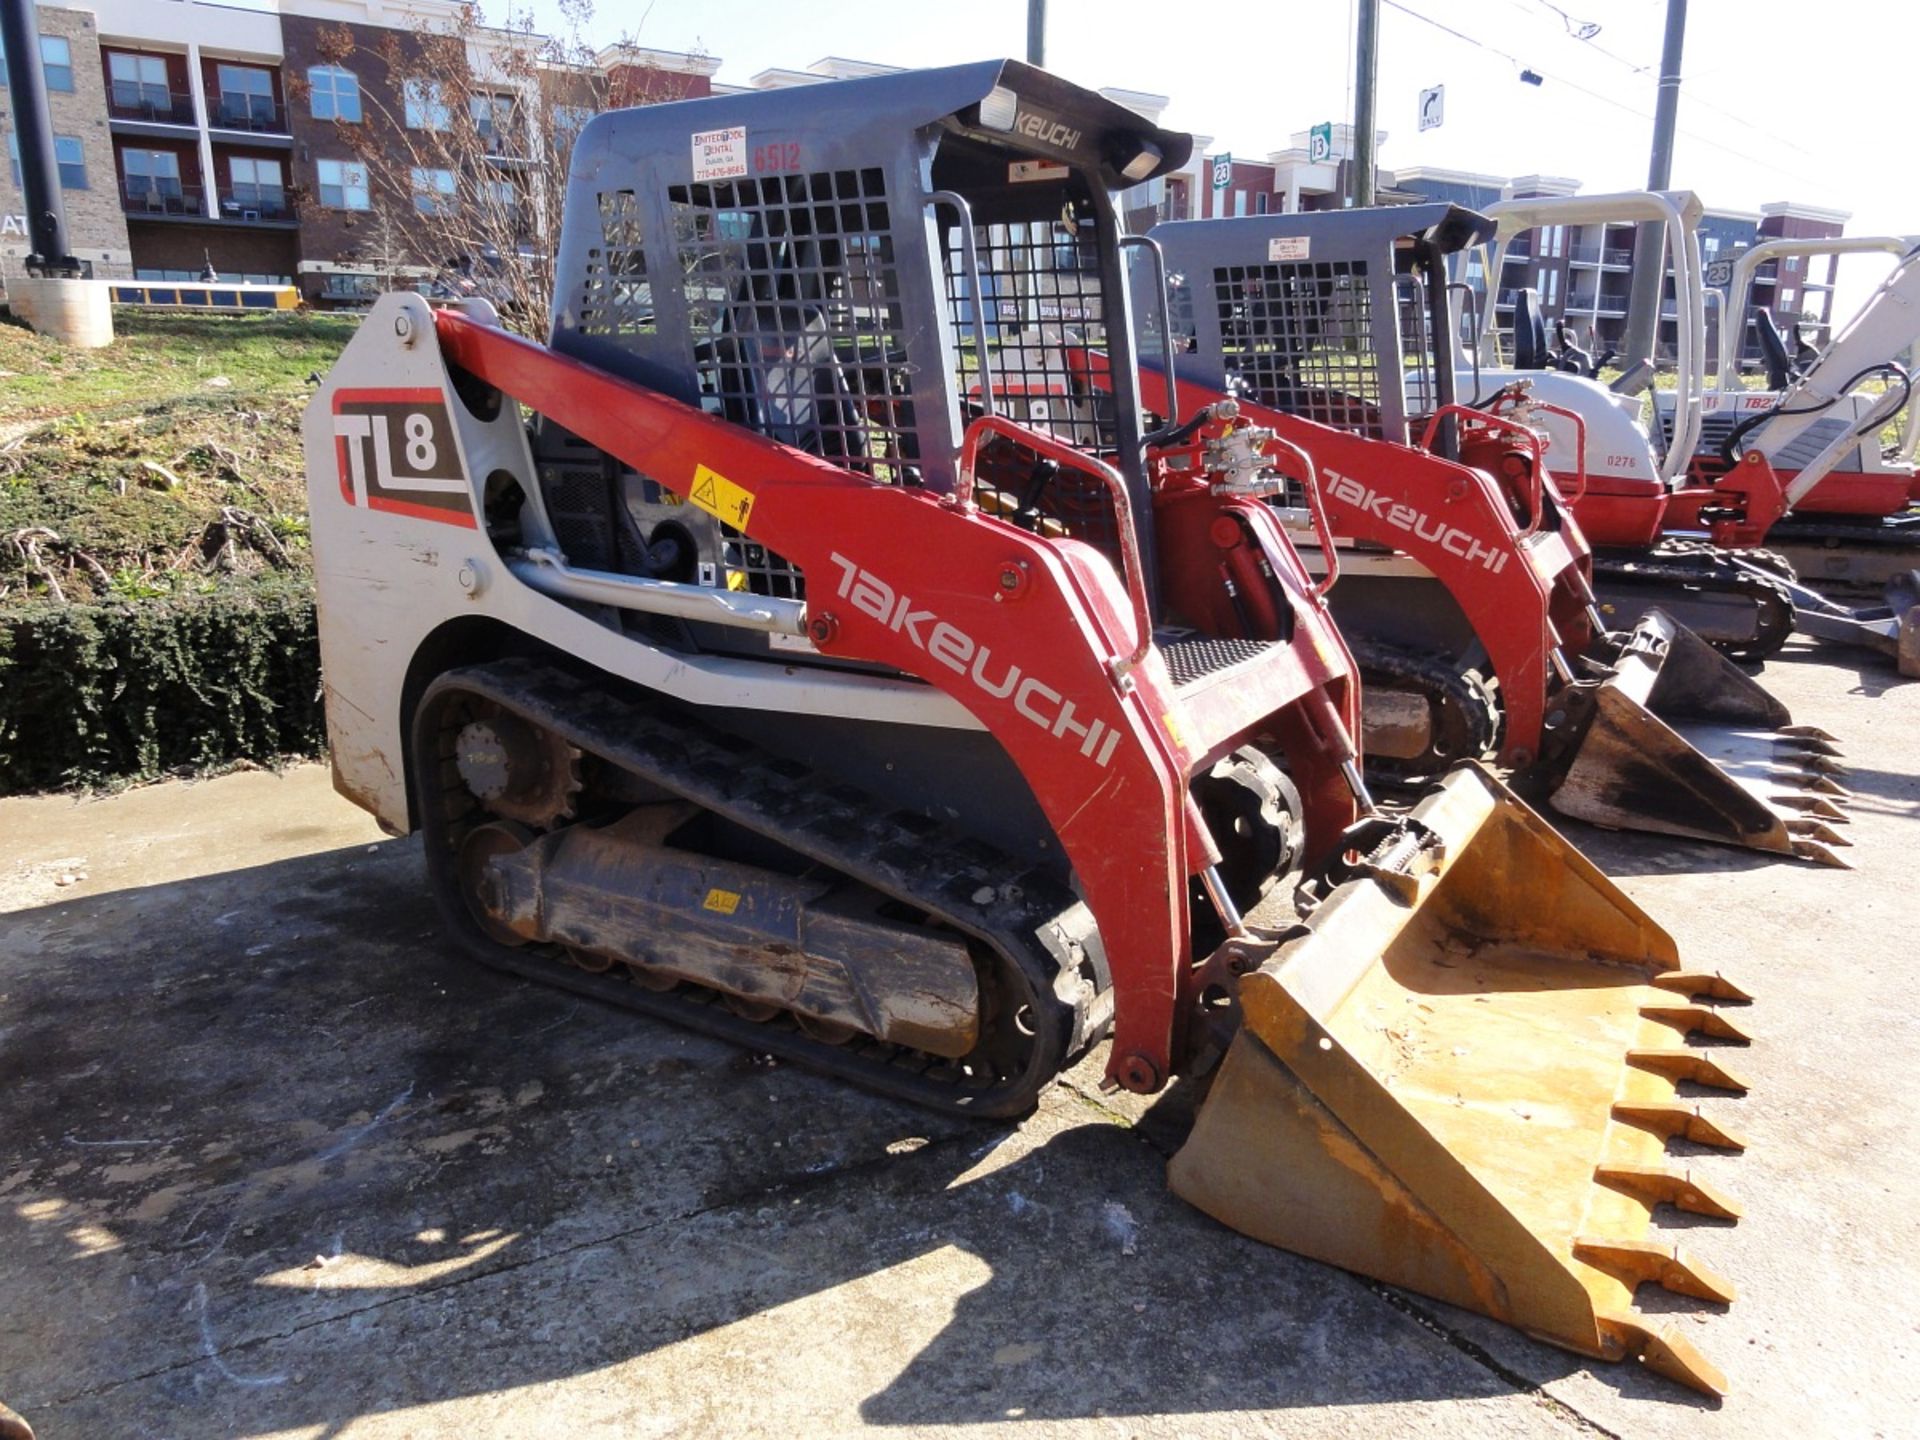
1529 0 1601 42
1379 0 1833 189
1504 0 1816 157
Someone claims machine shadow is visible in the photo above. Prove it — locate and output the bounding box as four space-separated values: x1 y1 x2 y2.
0 837 1665 1434
1544 818 1794 879
1762 641 1909 698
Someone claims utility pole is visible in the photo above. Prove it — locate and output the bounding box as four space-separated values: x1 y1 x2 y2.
1026 0 1045 67
0 0 107 342
1352 0 1379 207
1623 0 1687 364
1 0 79 277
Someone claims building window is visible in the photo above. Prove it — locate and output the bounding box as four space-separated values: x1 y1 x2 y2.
108 53 179 120
550 104 592 140
411 165 455 214
470 93 518 151
38 35 73 92
315 157 370 210
307 65 361 123
485 177 515 208
404 79 450 132
1255 192 1269 214
226 156 284 214
214 64 278 129
3 131 84 189
1233 190 1248 217
54 134 87 189
122 147 186 210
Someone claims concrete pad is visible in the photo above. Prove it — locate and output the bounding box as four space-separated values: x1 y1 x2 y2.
2 640 1916 1437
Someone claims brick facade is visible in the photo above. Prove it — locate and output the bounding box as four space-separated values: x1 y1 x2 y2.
280 10 442 301
0 4 132 280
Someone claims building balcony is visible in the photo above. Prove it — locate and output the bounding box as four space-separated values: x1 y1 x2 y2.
209 96 287 134
108 83 196 126
123 183 204 217
1568 246 1634 268
217 188 291 222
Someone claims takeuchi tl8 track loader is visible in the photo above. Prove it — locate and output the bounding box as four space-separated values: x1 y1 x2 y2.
305 63 1757 1396
1097 205 1847 864
1477 192 1920 673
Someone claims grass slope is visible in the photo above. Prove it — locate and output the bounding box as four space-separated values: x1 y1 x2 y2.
0 310 357 608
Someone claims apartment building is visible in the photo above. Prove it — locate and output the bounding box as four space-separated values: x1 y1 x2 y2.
0 3 132 276
2 0 717 301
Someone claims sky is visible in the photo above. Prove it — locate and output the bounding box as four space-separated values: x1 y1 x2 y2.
522 0 1913 315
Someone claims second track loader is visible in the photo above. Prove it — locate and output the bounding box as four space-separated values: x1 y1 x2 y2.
1075 206 1845 863
304 63 1754 1395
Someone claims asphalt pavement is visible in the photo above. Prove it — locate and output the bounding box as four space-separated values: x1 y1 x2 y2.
1 639 1914 1439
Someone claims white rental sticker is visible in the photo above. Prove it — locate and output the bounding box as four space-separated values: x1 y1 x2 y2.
1268 236 1311 262
692 126 748 182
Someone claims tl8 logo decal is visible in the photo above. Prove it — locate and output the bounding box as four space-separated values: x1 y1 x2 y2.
331 389 474 528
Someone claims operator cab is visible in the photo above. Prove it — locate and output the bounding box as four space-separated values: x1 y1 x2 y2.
1141 203 1494 451
524 61 1188 656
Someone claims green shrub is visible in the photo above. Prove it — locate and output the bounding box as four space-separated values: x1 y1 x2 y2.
0 577 323 793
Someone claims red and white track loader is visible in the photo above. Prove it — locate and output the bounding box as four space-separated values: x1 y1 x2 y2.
1076 205 1845 863
305 63 1755 1395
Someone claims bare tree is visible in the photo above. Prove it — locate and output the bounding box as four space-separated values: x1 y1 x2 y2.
290 0 702 332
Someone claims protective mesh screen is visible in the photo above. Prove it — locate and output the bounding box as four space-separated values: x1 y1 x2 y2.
577 188 655 338
1211 260 1385 437
668 168 916 484
943 221 1116 453
941 221 1123 567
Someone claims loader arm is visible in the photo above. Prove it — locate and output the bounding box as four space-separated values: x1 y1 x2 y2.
432 305 1360 1093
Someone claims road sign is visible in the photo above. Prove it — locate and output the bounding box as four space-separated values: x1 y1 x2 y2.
1419 85 1445 132
1704 259 1733 288
1211 154 1233 190
1308 123 1333 164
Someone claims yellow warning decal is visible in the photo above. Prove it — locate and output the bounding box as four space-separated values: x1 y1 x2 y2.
702 887 743 915
1162 710 1189 750
689 463 756 531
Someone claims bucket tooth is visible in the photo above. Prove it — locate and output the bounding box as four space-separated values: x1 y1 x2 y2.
1780 724 1840 743
1641 1005 1755 1045
1792 753 1849 776
1785 817 1850 848
1776 733 1844 758
1612 1100 1749 1151
1171 764 1750 1397
1597 1315 1730 1399
1574 1238 1737 1305
1771 794 1848 821
1792 838 1853 868
1594 1163 1743 1220
1625 1047 1751 1092
1646 972 1753 1005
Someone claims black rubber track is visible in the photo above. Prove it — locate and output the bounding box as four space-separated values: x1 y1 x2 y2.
411 659 1109 1120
